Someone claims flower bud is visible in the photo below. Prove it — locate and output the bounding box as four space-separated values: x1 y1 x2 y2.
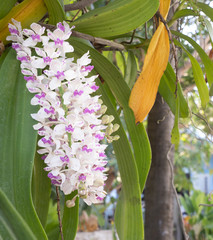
102 115 109 124
66 199 75 208
113 123 120 132
79 190 87 198
106 123 113 136
106 136 113 143
98 99 103 105
96 105 107 115
108 115 114 123
113 135 120 141
93 179 104 187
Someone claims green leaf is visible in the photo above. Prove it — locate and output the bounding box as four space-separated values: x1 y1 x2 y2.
168 9 198 27
159 75 175 113
123 108 151 192
203 18 213 47
0 189 36 240
73 0 159 38
159 63 189 118
0 48 10 70
171 97 180 147
124 50 138 89
172 30 213 85
174 39 209 108
210 83 213 96
197 2 213 22
0 0 17 19
45 201 59 240
32 151 51 227
98 82 144 240
44 0 65 24
62 191 79 240
0 49 47 239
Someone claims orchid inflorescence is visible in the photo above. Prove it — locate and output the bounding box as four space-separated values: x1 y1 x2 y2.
7 19 119 206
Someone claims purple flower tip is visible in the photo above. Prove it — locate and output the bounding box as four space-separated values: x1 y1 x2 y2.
54 38 63 46
83 108 95 114
91 85 99 91
73 90 84 96
79 174 86 181
9 28 19 35
31 34 41 41
24 75 36 82
99 153 106 158
95 134 105 140
55 71 65 79
65 124 74 133
41 137 53 145
43 56 52 63
41 155 47 160
44 106 55 115
18 56 30 62
96 196 104 201
57 22 65 32
94 166 105 171
60 155 69 163
81 65 94 72
82 145 93 153
35 92 46 99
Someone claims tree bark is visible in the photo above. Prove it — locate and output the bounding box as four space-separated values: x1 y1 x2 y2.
145 93 175 240
144 1 178 239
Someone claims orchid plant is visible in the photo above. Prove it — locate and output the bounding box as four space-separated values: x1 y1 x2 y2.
7 19 119 207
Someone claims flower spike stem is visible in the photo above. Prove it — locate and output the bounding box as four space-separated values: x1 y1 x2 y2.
56 186 64 240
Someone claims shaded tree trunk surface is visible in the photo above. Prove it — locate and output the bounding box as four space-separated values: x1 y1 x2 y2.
145 93 175 240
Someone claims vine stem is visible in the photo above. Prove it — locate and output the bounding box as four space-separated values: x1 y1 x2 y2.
56 186 64 240
155 10 179 97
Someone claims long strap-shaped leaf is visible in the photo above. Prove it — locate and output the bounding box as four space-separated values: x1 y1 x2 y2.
129 0 171 123
73 0 159 38
196 2 213 22
32 151 51 227
172 30 213 86
0 49 47 239
0 189 36 240
159 63 189 118
98 83 144 240
0 0 47 44
174 39 209 108
44 0 65 25
0 0 17 19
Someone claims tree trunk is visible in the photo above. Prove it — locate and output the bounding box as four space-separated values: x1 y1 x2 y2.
145 93 175 240
144 1 178 239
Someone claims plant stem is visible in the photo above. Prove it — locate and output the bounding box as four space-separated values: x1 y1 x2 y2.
56 186 64 240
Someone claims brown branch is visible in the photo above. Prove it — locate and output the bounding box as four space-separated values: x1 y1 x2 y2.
121 29 136 44
156 11 179 97
199 204 213 207
72 31 125 50
38 23 125 51
56 186 64 240
64 0 98 12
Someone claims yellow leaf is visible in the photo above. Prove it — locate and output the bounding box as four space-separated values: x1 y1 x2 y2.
129 0 170 123
0 0 47 44
159 0 171 19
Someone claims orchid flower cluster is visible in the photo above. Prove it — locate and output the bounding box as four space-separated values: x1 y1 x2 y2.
7 19 119 206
